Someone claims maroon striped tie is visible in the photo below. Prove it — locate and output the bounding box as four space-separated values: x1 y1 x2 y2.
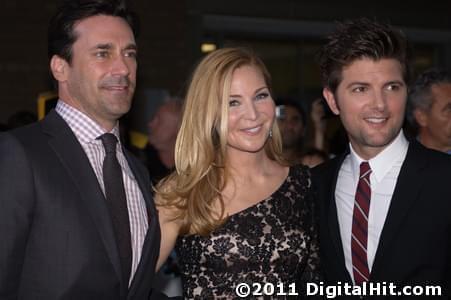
352 161 372 285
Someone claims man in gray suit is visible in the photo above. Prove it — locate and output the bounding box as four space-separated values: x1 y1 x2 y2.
0 0 163 299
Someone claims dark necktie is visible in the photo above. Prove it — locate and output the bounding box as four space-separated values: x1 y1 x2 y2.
99 133 132 284
351 161 372 285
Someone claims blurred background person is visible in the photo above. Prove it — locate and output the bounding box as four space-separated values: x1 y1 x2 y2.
310 97 328 152
407 69 451 154
276 97 329 165
275 98 307 163
146 97 182 182
155 47 321 298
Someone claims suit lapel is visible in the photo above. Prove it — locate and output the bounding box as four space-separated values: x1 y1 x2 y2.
327 153 353 282
42 111 123 289
370 142 427 280
123 149 160 299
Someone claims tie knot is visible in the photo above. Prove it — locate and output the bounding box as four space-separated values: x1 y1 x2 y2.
99 133 118 154
359 161 371 178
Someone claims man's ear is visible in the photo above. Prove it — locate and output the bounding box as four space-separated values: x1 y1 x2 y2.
322 87 340 115
413 109 428 127
50 55 69 82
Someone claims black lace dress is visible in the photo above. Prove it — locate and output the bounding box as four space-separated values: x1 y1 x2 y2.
175 165 322 299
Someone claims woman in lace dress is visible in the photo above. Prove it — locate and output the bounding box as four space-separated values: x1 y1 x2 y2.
155 47 322 299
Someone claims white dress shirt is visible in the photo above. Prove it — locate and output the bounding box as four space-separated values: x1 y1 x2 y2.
55 100 148 284
335 130 409 283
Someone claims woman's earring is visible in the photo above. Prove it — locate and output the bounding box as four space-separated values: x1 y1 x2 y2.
269 129 273 138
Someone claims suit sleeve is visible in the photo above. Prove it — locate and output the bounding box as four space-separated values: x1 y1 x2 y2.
148 290 183 300
0 133 35 299
297 168 324 299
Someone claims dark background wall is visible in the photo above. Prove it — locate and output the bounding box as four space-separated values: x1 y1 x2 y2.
1 0 451 123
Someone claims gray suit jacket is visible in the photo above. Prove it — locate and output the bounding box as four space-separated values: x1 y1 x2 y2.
0 110 161 300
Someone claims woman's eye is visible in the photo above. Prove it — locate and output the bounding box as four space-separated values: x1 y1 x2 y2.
255 92 269 100
229 99 240 107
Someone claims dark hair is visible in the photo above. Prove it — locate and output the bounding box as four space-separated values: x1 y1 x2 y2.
48 0 139 63
318 18 411 93
407 68 451 127
275 97 307 126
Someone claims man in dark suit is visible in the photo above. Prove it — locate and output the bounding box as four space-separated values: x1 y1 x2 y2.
313 18 451 299
0 1 165 299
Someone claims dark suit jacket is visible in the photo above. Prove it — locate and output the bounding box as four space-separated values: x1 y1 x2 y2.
312 141 451 299
0 110 162 300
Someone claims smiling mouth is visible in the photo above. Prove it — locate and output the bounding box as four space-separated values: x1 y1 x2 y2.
364 117 388 124
242 125 263 134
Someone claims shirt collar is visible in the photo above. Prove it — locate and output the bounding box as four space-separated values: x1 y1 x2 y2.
55 100 121 145
349 130 409 183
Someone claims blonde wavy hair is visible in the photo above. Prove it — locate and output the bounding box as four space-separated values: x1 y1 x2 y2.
156 47 285 236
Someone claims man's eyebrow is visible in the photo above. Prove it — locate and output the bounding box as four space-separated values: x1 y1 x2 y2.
124 43 137 51
91 43 113 50
385 80 405 85
345 80 405 88
345 82 370 88
89 43 137 51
